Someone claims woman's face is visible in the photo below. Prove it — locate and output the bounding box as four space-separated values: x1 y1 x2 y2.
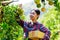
30 10 39 21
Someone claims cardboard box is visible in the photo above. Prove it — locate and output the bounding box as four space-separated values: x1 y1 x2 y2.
28 30 45 39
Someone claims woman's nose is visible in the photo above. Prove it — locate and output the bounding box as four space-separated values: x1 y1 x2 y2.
30 15 34 18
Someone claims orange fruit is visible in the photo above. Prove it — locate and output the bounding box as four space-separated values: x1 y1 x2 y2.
41 7 46 12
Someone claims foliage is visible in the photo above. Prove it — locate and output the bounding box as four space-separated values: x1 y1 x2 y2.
0 0 9 1
0 0 60 40
40 7 60 40
0 5 25 40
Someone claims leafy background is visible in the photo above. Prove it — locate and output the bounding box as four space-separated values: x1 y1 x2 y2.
0 0 60 40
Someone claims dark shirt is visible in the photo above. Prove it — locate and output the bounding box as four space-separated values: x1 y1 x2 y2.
17 20 51 40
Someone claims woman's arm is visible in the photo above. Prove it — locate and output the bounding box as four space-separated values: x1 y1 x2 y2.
15 14 24 28
39 24 51 40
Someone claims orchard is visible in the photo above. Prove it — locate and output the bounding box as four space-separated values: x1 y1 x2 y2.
0 0 60 40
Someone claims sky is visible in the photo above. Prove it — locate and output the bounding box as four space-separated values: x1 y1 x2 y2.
11 0 33 5
18 0 33 4
10 0 51 16
9 0 55 22
10 0 55 18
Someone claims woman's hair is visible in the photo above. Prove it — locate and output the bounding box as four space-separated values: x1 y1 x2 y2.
34 9 40 15
34 9 40 19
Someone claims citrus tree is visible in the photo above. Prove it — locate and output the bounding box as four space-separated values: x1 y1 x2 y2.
0 4 25 40
40 8 60 40
34 0 60 40
0 0 60 40
37 0 60 40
